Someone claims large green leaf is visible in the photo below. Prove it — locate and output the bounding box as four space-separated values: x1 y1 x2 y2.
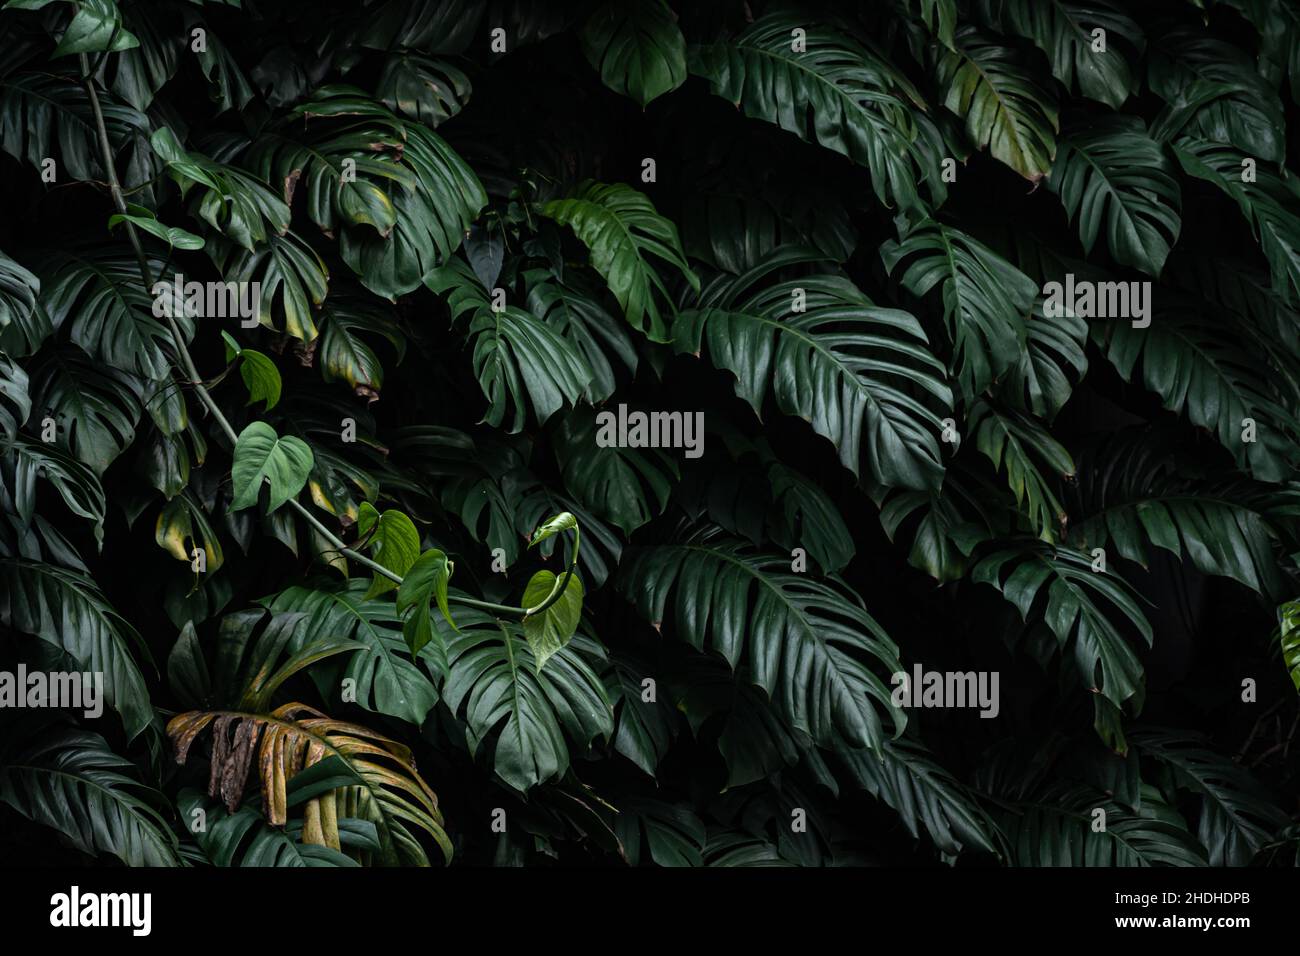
1132 728 1289 866
1150 28 1286 164
28 347 142 474
178 791 359 867
1095 301 1300 482
998 296 1089 420
1171 136 1300 306
688 11 947 213
617 527 906 752
208 231 329 343
934 27 1059 181
766 462 855 573
442 616 613 791
839 737 1001 857
998 784 1207 865
0 729 179 866
428 258 591 432
1071 432 1286 595
974 0 1143 108
969 399 1075 542
873 461 1002 582
581 0 686 106
0 251 41 356
0 559 153 738
51 0 140 56
972 543 1151 710
0 71 157 196
525 269 638 404
377 53 471 127
882 218 1038 400
2 436 105 542
676 273 952 490
266 584 442 725
150 127 290 252
316 299 405 401
1048 115 1181 276
539 181 697 343
0 351 30 451
254 89 484 299
229 421 314 514
39 251 188 380
552 410 677 536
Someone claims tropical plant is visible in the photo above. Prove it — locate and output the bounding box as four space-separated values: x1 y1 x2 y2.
0 0 1296 868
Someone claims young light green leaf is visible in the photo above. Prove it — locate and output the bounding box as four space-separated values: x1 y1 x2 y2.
357 501 420 598
522 570 584 673
229 421 314 514
237 349 281 411
530 511 577 548
108 204 205 251
397 549 456 657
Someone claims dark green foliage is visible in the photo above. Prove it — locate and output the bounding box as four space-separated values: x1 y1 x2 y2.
0 0 1296 868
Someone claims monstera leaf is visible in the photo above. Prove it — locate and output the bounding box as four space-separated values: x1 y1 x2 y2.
377 53 471 127
689 11 947 213
0 728 180 866
968 399 1075 543
441 613 613 791
150 127 290 251
0 250 41 356
974 0 1143 108
0 352 29 451
540 181 697 343
1171 136 1300 306
0 559 153 739
999 296 1089 420
552 410 677 535
168 702 451 864
28 348 143 474
1071 432 1286 596
2 436 106 542
996 784 1207 865
1048 115 1181 276
38 251 189 381
972 543 1151 710
882 219 1038 400
617 526 906 752
251 89 485 299
428 257 591 432
934 27 1059 181
581 0 686 106
264 584 443 724
1149 28 1286 164
1095 303 1300 483
838 737 1002 857
675 271 952 490
1132 728 1289 866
